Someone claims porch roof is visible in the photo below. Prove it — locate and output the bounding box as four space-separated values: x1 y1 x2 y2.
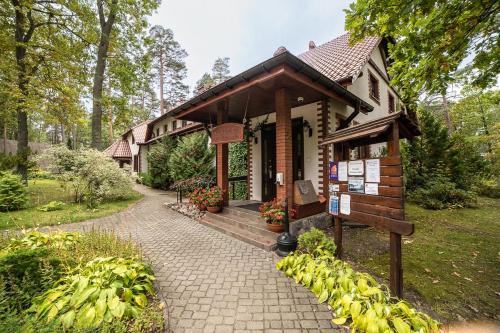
170 51 374 123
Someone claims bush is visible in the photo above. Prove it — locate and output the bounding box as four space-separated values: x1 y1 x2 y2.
147 136 176 189
0 248 65 313
0 171 27 212
0 153 17 172
475 178 500 198
297 228 336 256
168 132 215 181
40 147 135 208
137 172 153 187
409 178 477 209
37 201 65 212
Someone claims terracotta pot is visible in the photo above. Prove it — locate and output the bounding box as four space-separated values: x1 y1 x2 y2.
207 205 222 213
266 222 284 233
197 204 207 211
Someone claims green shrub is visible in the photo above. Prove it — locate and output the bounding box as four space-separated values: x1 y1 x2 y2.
29 169 55 180
168 132 215 181
147 136 177 189
137 172 153 187
0 153 17 172
37 201 65 212
0 248 65 312
277 239 440 333
0 171 27 212
30 257 156 330
297 228 336 256
409 178 477 209
6 232 81 252
475 178 500 198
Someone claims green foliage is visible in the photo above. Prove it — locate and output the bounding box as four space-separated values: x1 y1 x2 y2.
0 248 64 313
137 172 153 187
229 141 248 200
475 179 500 198
40 146 134 208
5 232 81 253
403 110 481 209
297 229 336 257
147 136 177 189
409 178 477 210
37 201 65 212
276 244 440 332
0 172 27 212
0 153 17 172
30 257 155 330
168 132 215 181
345 0 499 102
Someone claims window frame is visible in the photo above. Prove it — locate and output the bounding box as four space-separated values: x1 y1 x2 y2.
172 120 177 130
388 92 395 113
368 70 380 104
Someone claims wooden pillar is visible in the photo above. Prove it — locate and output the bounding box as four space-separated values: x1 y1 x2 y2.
275 88 293 206
388 122 403 297
333 142 345 257
217 102 229 206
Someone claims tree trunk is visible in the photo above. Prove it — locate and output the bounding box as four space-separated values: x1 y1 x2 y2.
61 124 66 144
477 96 492 154
91 0 117 149
159 51 165 115
108 105 113 145
441 94 453 135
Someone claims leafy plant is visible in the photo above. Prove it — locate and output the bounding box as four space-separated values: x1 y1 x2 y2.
6 232 81 252
276 230 440 333
0 171 27 212
37 201 65 212
30 256 156 330
409 178 477 210
204 186 224 207
229 141 248 200
259 198 296 224
297 228 336 256
168 132 215 181
147 136 177 189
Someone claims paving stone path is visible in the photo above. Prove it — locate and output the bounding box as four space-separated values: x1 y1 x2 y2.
49 185 344 333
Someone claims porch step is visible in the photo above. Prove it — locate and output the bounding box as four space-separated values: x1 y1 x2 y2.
223 206 263 223
200 209 278 251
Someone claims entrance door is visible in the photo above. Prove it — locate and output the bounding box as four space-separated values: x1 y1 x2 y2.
260 118 305 202
261 124 276 202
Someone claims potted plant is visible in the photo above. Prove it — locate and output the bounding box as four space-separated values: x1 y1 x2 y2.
189 188 208 211
259 199 286 233
205 186 224 213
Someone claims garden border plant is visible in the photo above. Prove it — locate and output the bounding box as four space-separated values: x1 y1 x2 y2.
276 229 440 333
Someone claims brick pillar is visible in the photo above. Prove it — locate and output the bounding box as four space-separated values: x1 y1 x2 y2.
216 103 229 206
275 88 293 206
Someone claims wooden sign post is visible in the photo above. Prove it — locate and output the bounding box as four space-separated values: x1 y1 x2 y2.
321 112 420 298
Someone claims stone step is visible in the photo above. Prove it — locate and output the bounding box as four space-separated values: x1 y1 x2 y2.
223 206 263 223
205 211 277 239
200 215 277 251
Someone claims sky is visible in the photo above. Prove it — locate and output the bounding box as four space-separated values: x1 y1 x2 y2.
149 0 353 91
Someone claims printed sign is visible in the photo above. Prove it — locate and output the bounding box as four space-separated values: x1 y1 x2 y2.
365 159 381 183
365 183 379 195
348 160 364 176
338 161 348 181
340 194 351 215
329 184 339 193
348 177 364 193
329 161 338 180
329 195 339 215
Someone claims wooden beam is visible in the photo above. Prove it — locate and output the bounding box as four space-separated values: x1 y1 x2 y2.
390 232 403 298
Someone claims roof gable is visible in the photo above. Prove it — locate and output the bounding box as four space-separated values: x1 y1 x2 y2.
103 139 132 159
298 32 381 83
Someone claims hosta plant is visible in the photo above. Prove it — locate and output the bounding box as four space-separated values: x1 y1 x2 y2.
276 230 440 333
29 256 156 330
6 231 81 251
37 200 65 212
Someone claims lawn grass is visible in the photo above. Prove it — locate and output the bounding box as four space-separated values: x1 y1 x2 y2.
341 197 500 322
0 178 143 230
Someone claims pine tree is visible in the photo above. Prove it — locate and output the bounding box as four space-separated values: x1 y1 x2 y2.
148 26 188 114
168 132 215 181
193 73 215 96
211 57 231 84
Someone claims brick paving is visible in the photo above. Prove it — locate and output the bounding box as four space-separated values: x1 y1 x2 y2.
49 185 344 333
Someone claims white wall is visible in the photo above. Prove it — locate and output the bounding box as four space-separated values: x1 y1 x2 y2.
140 145 149 173
249 102 320 201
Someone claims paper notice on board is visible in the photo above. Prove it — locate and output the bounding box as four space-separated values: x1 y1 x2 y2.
329 184 340 193
340 194 351 215
348 160 364 175
365 183 379 195
365 159 381 183
338 162 348 181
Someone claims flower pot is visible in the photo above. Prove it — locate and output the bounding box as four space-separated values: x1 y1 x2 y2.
207 205 222 213
266 222 284 233
197 204 207 211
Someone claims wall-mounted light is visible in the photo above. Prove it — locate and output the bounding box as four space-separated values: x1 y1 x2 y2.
297 96 304 103
303 120 313 137
254 136 258 144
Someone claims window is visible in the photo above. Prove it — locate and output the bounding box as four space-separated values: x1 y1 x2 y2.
156 128 159 136
131 135 135 144
368 71 380 103
172 120 177 130
388 92 395 113
133 155 139 172
164 124 168 133
182 120 187 127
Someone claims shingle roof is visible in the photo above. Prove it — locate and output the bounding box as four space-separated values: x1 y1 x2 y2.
103 139 131 159
130 120 151 144
298 32 381 83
